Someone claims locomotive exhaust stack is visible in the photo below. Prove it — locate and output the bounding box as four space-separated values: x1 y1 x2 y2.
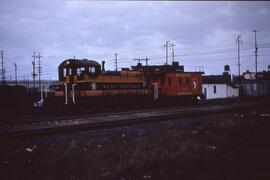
102 61 105 71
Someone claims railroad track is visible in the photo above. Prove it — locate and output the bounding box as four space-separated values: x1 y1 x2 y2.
0 97 246 124
0 98 239 126
0 100 268 139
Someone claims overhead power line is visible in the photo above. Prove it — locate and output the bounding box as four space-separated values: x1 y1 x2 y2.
236 34 242 86
114 53 118 71
32 52 38 90
1 50 6 84
14 63 17 85
171 43 175 63
253 30 258 74
37 53 42 91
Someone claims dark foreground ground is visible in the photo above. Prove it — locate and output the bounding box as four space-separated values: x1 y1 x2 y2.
1 102 270 180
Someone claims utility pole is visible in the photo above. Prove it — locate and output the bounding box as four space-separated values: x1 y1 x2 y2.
164 41 171 65
114 53 118 71
1 50 6 85
236 35 242 86
32 52 38 91
171 43 175 63
14 63 17 85
253 30 258 75
144 57 150 66
37 53 42 91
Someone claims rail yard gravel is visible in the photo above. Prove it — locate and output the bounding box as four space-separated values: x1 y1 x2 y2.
0 101 270 180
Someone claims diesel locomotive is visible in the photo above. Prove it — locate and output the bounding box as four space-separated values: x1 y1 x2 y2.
48 58 204 108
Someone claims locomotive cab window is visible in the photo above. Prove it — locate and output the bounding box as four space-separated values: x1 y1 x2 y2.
89 67 96 74
63 68 67 77
77 67 85 76
77 68 82 76
81 67 85 73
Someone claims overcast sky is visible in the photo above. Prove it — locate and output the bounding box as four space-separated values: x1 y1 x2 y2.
0 1 270 80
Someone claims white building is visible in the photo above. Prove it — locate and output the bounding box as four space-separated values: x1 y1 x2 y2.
203 74 239 99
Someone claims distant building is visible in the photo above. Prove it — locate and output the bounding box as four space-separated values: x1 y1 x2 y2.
238 70 270 96
203 65 239 99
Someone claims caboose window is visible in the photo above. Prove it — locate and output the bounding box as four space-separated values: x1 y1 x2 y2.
168 77 172 85
178 77 182 85
186 77 189 85
161 78 165 85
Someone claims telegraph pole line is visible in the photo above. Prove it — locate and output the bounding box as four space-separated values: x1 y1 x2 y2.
1 50 6 85
37 53 42 91
32 52 38 91
114 53 118 71
253 30 258 75
171 43 175 63
14 63 17 85
164 41 171 65
236 35 242 86
144 57 150 66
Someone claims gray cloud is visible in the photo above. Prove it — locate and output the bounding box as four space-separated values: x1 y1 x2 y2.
0 1 270 79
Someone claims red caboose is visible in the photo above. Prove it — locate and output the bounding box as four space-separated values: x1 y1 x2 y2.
132 61 204 101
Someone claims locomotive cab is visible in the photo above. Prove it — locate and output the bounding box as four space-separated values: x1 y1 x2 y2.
58 59 101 83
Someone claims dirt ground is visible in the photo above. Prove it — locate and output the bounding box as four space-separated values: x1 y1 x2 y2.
1 103 270 180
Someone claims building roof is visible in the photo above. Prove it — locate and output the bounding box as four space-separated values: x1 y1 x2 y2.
203 73 232 85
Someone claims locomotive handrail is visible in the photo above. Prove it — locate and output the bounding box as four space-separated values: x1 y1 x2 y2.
72 84 77 104
40 85 44 102
153 83 159 100
43 85 49 98
64 83 68 105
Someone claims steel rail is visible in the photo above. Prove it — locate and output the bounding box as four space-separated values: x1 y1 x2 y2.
0 101 267 139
